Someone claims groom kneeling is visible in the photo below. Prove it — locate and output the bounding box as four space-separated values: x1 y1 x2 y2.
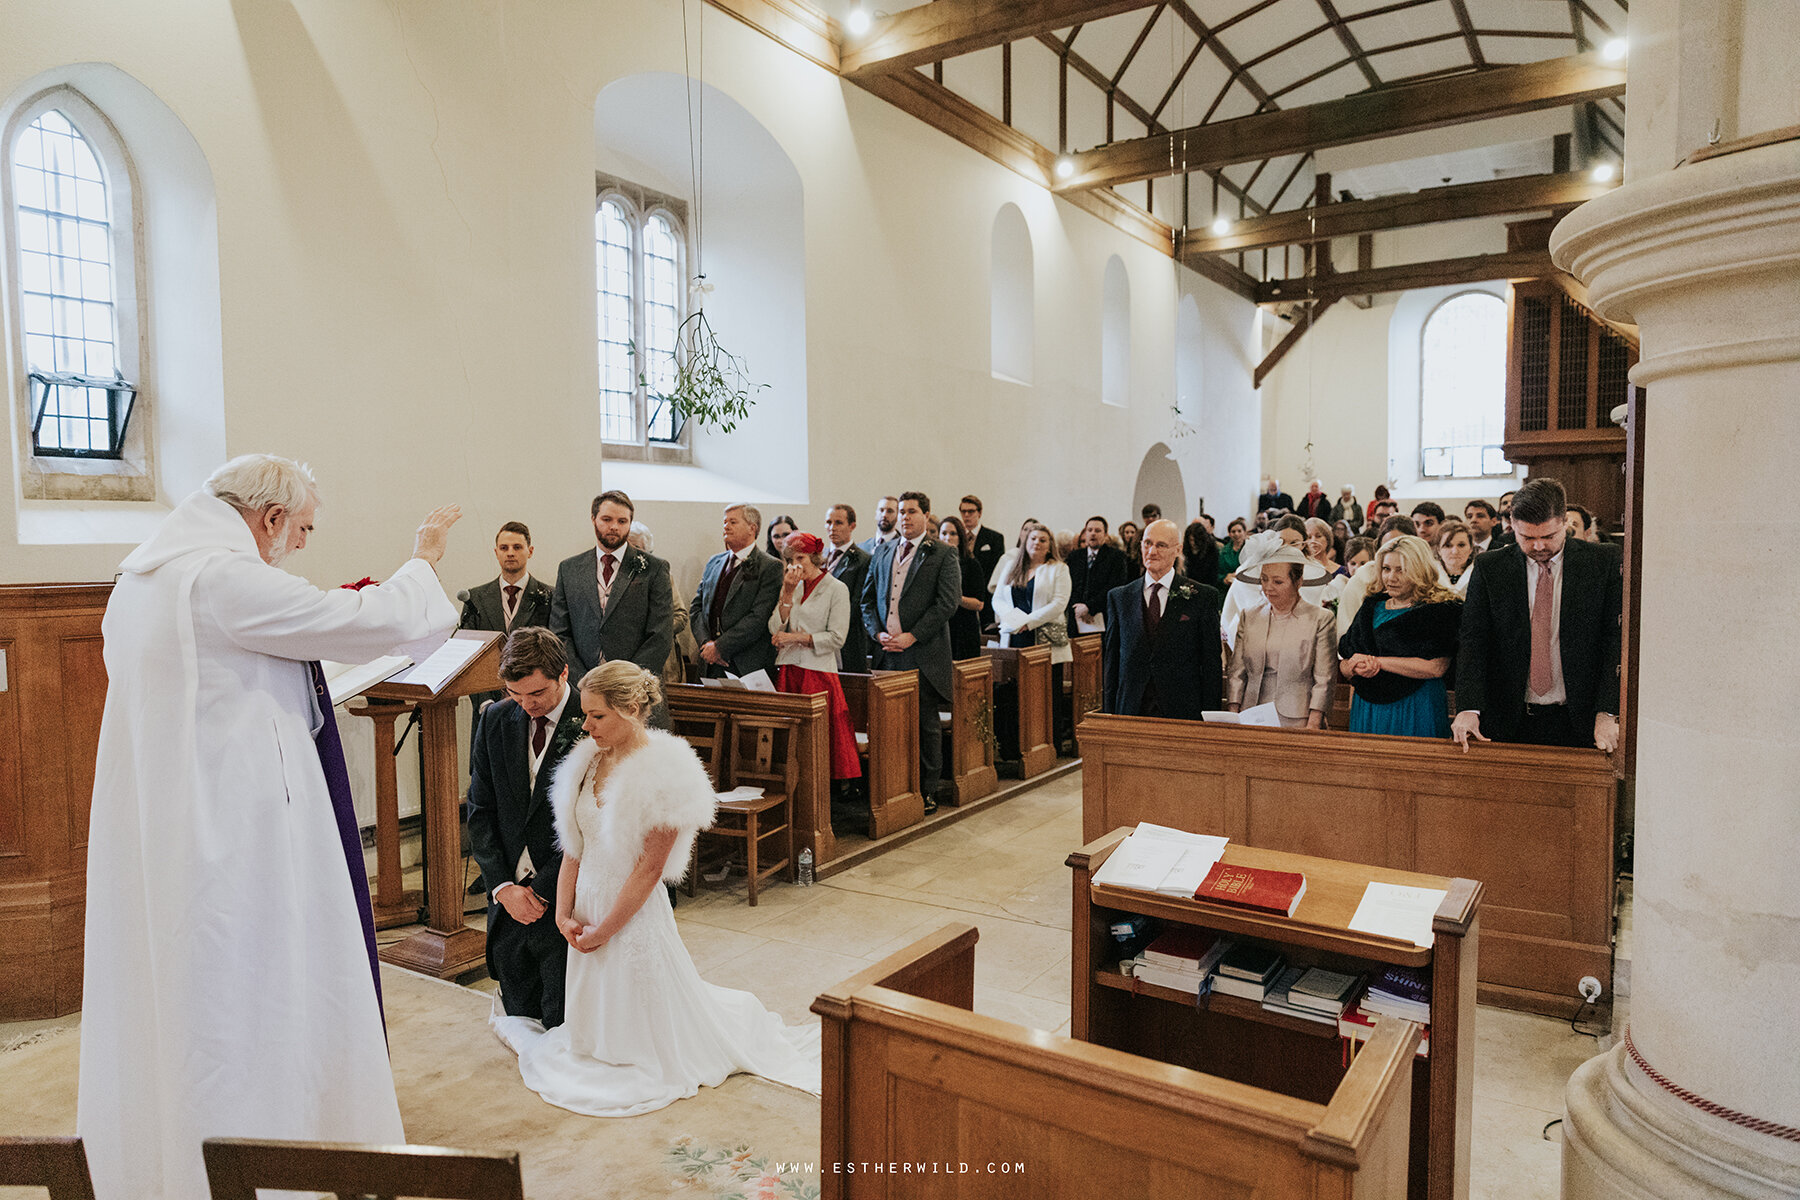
468 628 586 1027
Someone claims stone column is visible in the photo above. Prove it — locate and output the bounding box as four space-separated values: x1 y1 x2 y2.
1550 132 1800 1198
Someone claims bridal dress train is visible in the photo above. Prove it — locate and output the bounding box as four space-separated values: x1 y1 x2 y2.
490 729 820 1117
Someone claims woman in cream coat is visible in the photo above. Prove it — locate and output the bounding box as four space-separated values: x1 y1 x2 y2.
993 522 1073 665
768 531 860 781
1227 543 1338 729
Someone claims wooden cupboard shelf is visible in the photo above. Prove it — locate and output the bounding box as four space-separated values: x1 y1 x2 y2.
1093 969 1343 1039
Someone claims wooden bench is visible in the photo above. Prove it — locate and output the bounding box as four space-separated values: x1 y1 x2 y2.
812 924 1419 1199
1075 712 1617 1017
984 643 1055 778
839 671 925 839
945 657 999 806
1067 633 1103 755
666 685 836 868
202 1138 524 1200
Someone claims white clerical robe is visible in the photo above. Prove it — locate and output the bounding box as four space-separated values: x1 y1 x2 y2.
77 490 457 1200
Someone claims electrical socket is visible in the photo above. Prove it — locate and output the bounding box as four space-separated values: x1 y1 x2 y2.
1578 976 1603 1003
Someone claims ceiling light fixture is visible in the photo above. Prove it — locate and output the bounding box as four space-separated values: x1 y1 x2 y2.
847 8 872 35
1210 216 1232 236
1602 38 1627 62
1054 156 1075 180
1592 162 1616 183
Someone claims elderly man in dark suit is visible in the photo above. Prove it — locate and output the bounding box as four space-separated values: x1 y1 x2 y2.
691 502 782 679
823 503 872 673
548 490 673 722
1067 515 1129 632
862 490 962 812
1453 476 1622 752
466 629 586 1028
1102 518 1223 719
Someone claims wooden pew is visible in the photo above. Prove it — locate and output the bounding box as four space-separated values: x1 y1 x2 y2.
1067 633 1103 755
665 685 836 868
984 644 1055 778
1076 713 1616 1017
944 657 999 806
813 924 1419 1199
839 671 925 839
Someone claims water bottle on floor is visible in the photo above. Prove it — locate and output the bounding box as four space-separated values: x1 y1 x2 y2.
797 847 814 886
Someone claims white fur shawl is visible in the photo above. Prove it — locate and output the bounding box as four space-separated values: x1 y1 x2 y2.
549 729 719 883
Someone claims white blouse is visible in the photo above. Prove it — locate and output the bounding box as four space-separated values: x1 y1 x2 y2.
993 560 1073 664
767 570 851 673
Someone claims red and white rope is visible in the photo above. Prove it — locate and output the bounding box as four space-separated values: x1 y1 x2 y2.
1623 1027 1800 1143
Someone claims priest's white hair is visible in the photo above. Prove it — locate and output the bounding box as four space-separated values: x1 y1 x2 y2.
205 453 319 515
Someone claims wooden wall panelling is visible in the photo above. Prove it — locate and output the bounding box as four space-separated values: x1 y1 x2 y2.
0 583 112 1020
1078 715 1615 1017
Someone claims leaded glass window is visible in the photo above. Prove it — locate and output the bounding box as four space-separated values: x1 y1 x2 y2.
594 181 687 449
1419 292 1510 479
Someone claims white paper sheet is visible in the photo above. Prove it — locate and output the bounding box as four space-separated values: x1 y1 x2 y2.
1093 823 1231 896
738 669 776 692
319 655 412 701
1348 881 1449 949
1200 703 1280 727
388 636 484 694
1076 614 1105 634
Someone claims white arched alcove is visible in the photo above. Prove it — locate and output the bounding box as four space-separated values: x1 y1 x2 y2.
594 73 805 503
990 202 1033 385
1175 292 1203 422
1132 442 1186 525
1101 255 1129 408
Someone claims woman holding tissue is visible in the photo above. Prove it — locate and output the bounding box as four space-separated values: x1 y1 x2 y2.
769 531 861 783
1226 544 1337 729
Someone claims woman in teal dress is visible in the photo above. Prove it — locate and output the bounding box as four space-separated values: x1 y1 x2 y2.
1337 535 1460 738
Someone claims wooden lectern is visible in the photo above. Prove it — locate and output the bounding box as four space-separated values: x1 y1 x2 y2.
346 630 501 979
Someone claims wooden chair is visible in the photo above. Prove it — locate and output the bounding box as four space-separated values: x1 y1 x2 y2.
0 1136 96 1200
671 710 729 788
693 714 799 905
202 1138 524 1200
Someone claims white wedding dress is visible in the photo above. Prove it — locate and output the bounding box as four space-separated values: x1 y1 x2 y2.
491 730 820 1117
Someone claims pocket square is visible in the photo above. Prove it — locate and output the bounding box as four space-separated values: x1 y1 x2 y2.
1178 614 1191 622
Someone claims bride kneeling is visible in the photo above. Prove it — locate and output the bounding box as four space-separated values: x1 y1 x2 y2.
491 660 820 1116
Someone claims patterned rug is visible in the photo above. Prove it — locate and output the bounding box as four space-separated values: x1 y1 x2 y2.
2 966 822 1200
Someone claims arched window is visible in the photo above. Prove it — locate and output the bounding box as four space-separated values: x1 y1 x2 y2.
1101 256 1130 408
594 177 687 449
1419 291 1510 479
990 203 1033 385
8 97 138 460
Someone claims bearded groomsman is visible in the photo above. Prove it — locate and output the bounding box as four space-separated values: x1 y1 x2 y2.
823 503 872 672
549 489 673 727
1102 518 1224 719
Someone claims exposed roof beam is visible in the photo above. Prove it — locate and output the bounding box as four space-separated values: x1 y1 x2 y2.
1181 170 1613 256
1057 51 1625 192
1255 250 1557 304
1255 298 1337 387
840 0 1160 79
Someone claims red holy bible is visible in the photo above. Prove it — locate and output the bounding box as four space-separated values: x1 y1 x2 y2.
1194 862 1308 918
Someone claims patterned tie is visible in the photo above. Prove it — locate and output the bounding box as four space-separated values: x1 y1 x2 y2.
1529 561 1556 696
1144 582 1163 636
825 548 839 573
531 715 550 759
503 583 520 624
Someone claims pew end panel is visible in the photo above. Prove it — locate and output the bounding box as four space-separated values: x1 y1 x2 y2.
1067 634 1104 756
840 671 925 839
814 923 1416 1200
984 644 1055 779
667 686 835 868
947 657 999 807
1077 715 1613 1019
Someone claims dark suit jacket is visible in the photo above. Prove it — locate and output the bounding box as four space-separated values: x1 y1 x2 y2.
861 536 961 698
969 526 1007 585
461 575 552 636
827 542 873 673
1102 574 1224 719
1455 537 1622 742
1257 491 1295 514
1067 544 1129 621
690 545 782 678
1296 493 1333 520
549 547 674 681
466 687 585 907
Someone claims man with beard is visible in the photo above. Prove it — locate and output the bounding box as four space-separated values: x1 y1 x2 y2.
861 494 900 555
549 490 674 723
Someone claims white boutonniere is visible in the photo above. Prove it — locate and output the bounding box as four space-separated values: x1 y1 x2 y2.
1170 580 1200 602
628 550 648 572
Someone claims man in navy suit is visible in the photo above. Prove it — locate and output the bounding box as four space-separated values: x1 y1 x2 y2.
1067 515 1130 631
1453 476 1621 751
691 503 783 679
466 630 586 1028
823 503 872 673
862 490 962 811
1102 519 1223 719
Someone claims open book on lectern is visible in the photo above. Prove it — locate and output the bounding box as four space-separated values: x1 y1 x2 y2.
321 630 500 701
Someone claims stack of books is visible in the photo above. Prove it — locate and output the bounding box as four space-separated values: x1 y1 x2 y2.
1286 967 1363 1018
1338 965 1432 1059
1210 943 1286 1001
1261 966 1337 1026
1129 928 1231 995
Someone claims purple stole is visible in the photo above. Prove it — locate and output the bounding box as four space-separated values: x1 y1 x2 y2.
308 661 385 1024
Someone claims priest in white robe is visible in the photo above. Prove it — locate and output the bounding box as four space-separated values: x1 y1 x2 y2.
77 453 461 1200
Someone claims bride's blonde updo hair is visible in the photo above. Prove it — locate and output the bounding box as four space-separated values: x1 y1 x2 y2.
578 660 663 717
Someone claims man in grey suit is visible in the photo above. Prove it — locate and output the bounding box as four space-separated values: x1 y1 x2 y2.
548 490 673 722
861 490 961 812
691 503 781 679
460 520 554 724
860 495 900 556
823 503 872 673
